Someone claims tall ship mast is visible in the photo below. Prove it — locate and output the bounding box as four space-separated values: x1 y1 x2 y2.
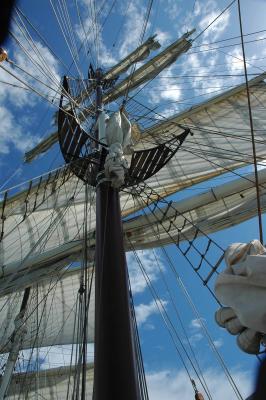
0 1 266 399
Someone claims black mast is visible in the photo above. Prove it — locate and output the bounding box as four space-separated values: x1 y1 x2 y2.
93 69 141 399
57 63 190 400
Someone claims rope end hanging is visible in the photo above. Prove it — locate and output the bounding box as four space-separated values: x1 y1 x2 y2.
191 379 205 400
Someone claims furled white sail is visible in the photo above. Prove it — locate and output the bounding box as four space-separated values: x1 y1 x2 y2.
23 36 161 163
102 30 193 104
5 364 93 399
24 72 266 202
124 167 266 249
24 31 193 162
104 35 160 79
1 163 266 287
0 269 94 352
1 72 266 293
136 72 266 197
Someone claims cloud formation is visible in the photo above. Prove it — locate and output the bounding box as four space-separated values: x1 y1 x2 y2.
0 24 61 155
127 249 163 295
135 299 168 327
147 367 253 400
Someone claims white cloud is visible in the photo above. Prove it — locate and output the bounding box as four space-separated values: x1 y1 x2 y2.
75 7 117 68
0 106 40 155
10 25 61 104
146 367 254 400
188 319 223 348
162 0 182 21
127 249 163 295
194 1 202 17
158 106 181 119
118 1 149 59
226 48 244 75
135 299 168 326
189 332 204 345
149 66 182 105
160 83 182 102
199 10 230 42
213 338 223 348
77 0 146 63
190 318 205 330
0 24 61 155
188 318 206 346
154 30 172 46
174 0 233 100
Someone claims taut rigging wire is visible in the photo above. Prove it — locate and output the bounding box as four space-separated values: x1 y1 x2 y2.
192 28 266 49
7 28 63 95
129 241 202 393
75 0 96 68
192 0 236 42
122 0 154 105
15 6 70 72
149 247 213 400
127 269 149 399
237 0 264 244
49 0 93 102
112 0 133 48
187 36 266 55
132 194 244 399
160 244 244 400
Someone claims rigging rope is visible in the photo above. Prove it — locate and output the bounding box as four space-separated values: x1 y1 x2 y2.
49 0 93 102
129 199 243 399
192 0 236 42
128 273 149 399
237 0 264 244
15 6 69 71
122 0 154 105
112 0 133 48
129 243 195 381
130 182 224 301
75 0 95 68
150 247 213 399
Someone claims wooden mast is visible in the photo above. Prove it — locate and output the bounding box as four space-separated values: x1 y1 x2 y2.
93 69 141 399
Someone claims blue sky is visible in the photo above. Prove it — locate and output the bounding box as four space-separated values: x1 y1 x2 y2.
1 0 266 398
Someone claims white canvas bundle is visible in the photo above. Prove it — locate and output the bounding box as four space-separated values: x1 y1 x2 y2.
215 240 266 353
104 111 132 188
2 167 266 284
5 364 94 399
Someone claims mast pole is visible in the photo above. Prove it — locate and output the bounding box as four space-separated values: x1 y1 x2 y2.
93 69 141 399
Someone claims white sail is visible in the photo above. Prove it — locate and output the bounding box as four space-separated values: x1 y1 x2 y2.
103 35 161 79
2 163 266 286
136 73 266 197
125 168 266 249
102 31 193 104
23 72 266 203
23 36 161 163
5 364 93 399
0 269 94 352
24 32 193 162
